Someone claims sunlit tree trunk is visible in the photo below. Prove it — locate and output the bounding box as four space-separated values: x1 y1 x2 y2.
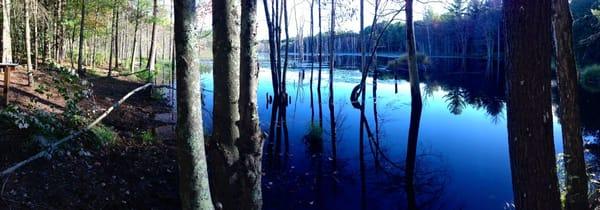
130 0 140 73
552 0 589 209
77 0 86 74
24 0 33 85
90 8 99 71
115 9 120 71
210 0 241 209
53 0 61 61
174 0 215 208
503 1 561 209
1 0 12 63
108 8 115 75
33 0 38 70
239 0 263 209
146 0 157 75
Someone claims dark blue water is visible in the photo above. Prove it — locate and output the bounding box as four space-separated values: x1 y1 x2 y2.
196 58 600 210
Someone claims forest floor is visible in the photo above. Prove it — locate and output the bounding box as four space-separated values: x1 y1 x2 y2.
0 65 181 209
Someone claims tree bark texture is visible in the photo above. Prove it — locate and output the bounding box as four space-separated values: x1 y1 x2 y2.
174 0 215 208
552 0 589 209
503 1 562 209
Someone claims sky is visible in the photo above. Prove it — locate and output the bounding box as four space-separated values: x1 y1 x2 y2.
255 0 449 40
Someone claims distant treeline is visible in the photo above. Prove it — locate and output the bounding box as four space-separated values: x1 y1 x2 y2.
260 0 600 66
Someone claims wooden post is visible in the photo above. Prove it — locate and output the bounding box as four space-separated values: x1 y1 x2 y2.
1 64 16 106
4 66 9 106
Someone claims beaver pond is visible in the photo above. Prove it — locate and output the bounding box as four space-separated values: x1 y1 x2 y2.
180 56 600 210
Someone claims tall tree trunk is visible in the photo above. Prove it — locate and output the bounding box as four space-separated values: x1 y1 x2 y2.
77 0 86 74
42 11 50 65
328 0 336 168
317 0 323 127
261 0 279 97
503 1 561 209
25 0 33 85
283 0 289 95
317 0 322 90
33 0 38 70
210 1 241 209
146 0 158 76
130 0 140 73
239 0 263 209
174 0 215 208
329 0 335 106
1 0 12 63
90 8 99 71
69 25 76 68
114 9 120 73
108 8 115 75
406 0 421 103
552 0 589 209
309 0 314 123
53 0 61 61
58 0 66 61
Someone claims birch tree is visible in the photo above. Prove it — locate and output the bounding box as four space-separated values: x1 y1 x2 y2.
174 0 215 208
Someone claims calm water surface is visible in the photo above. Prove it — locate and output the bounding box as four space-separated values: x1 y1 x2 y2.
193 58 600 210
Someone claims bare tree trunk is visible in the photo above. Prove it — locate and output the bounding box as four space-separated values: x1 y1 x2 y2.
108 8 115 75
91 8 99 71
283 0 289 95
1 0 12 63
309 0 314 122
114 9 120 72
210 1 241 209
42 0 50 66
329 0 335 107
25 0 33 85
317 0 323 127
53 0 62 61
33 0 38 70
261 0 280 96
130 0 140 73
552 0 589 209
239 0 263 209
69 25 76 68
174 0 215 208
146 0 158 76
77 0 86 74
58 0 66 61
406 0 421 103
317 0 322 90
328 0 337 169
504 1 561 209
